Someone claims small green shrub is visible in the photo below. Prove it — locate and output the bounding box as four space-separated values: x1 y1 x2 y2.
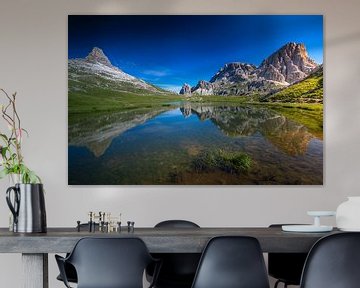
193 149 252 174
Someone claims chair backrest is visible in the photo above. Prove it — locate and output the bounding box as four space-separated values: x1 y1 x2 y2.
191 236 269 288
67 237 153 288
152 220 201 282
155 220 200 228
268 224 308 285
300 232 360 288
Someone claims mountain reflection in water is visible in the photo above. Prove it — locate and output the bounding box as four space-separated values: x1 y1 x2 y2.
68 102 322 185
180 102 315 156
69 107 169 157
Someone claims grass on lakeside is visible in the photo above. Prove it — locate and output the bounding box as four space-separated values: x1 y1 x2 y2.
186 94 322 112
68 87 182 124
186 94 261 104
69 88 181 113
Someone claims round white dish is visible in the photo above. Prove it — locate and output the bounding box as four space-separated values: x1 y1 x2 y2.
282 225 333 233
307 211 336 217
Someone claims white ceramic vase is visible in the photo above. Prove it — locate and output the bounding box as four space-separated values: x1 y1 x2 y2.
9 173 22 185
336 197 360 231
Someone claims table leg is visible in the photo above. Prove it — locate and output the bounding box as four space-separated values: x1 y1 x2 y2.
22 253 48 288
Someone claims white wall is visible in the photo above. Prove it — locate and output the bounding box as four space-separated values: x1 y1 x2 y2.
1 0 360 287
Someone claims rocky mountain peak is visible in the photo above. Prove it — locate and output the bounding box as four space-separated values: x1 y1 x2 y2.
179 83 192 95
191 80 214 95
86 47 113 67
178 42 319 96
257 42 318 84
210 62 257 83
69 46 163 94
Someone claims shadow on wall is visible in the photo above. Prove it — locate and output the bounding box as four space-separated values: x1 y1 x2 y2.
327 31 360 46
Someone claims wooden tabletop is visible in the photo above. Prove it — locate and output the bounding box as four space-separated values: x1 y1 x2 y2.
0 227 339 253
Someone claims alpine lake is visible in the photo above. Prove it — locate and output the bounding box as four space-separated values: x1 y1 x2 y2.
68 97 323 185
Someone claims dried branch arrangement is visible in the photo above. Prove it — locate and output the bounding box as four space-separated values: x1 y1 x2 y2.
0 88 40 183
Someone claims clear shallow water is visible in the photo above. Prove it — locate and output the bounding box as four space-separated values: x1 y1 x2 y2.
68 103 323 185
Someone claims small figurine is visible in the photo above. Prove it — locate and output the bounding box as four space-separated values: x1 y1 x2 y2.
88 211 94 232
127 221 135 233
77 221 81 232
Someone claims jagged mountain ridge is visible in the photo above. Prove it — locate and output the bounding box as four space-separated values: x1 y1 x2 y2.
180 42 319 96
69 47 164 94
179 83 192 95
191 80 214 95
210 63 257 83
257 42 317 84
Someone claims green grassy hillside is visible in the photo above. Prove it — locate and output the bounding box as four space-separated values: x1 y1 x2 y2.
68 62 182 126
261 66 323 103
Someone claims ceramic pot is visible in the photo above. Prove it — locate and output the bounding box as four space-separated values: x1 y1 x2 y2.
336 197 360 231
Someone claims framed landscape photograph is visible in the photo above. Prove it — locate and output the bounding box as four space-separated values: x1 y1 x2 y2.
68 15 323 185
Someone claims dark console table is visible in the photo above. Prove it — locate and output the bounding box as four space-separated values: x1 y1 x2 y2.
0 227 338 288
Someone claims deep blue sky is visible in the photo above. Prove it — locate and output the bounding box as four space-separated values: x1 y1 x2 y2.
69 15 323 92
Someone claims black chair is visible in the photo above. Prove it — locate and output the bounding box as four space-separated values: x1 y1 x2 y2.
191 236 270 288
268 224 308 288
56 262 77 284
56 223 99 284
300 232 360 288
147 220 201 288
55 237 160 288
154 220 200 229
